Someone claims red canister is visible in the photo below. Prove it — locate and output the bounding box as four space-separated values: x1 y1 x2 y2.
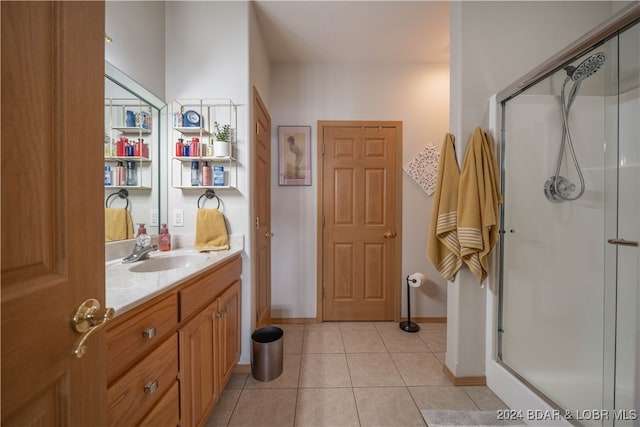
191 137 200 156
117 137 127 157
175 138 184 157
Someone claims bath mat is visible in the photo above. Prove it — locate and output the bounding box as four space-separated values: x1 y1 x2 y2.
421 410 527 427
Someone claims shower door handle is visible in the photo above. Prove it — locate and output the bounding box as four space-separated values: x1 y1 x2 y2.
607 238 638 247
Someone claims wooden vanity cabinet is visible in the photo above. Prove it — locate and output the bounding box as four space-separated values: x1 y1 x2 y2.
179 258 241 427
106 255 242 427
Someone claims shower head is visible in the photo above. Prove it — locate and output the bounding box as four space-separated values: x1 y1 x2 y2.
565 52 606 82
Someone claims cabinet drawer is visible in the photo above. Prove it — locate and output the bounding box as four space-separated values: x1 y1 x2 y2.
180 255 241 321
107 293 178 383
138 380 179 427
107 334 178 427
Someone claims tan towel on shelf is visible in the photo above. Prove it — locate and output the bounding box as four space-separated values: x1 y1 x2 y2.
457 127 503 284
105 208 134 242
194 208 230 252
427 133 462 281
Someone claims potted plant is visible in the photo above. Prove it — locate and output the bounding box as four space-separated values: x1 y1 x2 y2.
213 122 231 157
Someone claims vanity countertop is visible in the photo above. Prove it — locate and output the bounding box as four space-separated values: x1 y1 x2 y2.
106 242 242 317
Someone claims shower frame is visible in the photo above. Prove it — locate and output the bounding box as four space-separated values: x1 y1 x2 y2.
493 2 640 423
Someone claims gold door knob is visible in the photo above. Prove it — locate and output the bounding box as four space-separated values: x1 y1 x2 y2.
383 231 397 239
264 232 274 239
71 298 114 358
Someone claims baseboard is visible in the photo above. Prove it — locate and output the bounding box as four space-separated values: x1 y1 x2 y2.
402 317 447 323
234 364 251 374
443 364 487 386
271 317 318 324
272 317 446 324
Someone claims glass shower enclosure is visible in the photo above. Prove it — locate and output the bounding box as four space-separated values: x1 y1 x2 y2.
497 16 639 426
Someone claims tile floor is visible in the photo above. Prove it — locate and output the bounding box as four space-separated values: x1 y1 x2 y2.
206 321 508 427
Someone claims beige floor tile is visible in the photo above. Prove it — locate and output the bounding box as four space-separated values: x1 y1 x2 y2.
244 354 301 389
205 389 241 427
433 352 446 364
305 322 341 331
418 329 447 352
302 330 345 353
283 330 304 354
227 388 297 427
354 387 426 427
416 322 447 330
408 385 479 410
462 386 509 410
378 327 430 352
342 329 386 353
347 353 404 387
225 373 248 390
299 354 352 388
273 323 305 331
295 388 359 427
373 321 398 329
391 352 451 386
339 321 377 330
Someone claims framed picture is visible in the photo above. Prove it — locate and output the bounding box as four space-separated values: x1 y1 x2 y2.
278 125 312 186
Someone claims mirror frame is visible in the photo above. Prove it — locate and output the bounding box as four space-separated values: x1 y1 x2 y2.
105 61 167 238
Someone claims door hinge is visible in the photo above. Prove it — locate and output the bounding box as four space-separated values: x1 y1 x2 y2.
322 143 325 155
255 216 260 229
256 122 260 135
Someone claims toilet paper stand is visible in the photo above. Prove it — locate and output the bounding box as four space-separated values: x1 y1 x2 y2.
399 273 423 333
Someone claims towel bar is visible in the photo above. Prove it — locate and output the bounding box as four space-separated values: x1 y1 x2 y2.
197 189 221 209
105 189 129 209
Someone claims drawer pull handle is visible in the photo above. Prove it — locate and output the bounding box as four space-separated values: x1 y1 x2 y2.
144 380 159 394
142 327 157 339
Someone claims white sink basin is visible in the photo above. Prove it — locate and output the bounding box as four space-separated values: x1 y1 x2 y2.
128 254 209 273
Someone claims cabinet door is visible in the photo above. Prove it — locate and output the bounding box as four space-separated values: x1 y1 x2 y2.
178 302 219 427
218 281 241 388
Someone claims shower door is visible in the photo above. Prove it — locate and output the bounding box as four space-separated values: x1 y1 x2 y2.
603 21 639 426
498 20 639 426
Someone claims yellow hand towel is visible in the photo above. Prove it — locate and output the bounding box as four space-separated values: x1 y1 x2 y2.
427 133 462 281
105 208 134 242
194 208 230 252
457 127 503 284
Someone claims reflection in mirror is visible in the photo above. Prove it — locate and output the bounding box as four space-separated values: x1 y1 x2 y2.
104 62 166 242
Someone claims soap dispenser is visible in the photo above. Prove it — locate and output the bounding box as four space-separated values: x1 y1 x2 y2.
136 223 151 248
159 223 171 251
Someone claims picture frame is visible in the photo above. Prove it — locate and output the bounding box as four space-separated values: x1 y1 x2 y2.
278 125 312 186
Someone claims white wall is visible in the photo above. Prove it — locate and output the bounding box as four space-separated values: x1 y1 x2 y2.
448 0 615 380
269 62 450 320
164 1 253 364
105 1 166 100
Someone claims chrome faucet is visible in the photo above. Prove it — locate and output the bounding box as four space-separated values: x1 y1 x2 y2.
122 242 158 263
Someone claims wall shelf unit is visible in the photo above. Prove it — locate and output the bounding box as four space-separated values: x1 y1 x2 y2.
104 98 155 189
170 98 238 190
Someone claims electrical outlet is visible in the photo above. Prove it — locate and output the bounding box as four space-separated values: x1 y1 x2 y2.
149 209 158 226
173 209 184 227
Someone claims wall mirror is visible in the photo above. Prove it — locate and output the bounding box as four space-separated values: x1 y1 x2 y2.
104 61 166 241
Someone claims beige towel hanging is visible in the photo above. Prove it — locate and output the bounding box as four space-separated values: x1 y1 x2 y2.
194 208 230 252
427 133 462 281
105 208 134 242
457 127 502 284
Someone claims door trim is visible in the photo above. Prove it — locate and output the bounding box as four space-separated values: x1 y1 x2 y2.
316 120 403 322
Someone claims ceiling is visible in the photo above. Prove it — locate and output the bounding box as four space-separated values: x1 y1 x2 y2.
252 1 450 63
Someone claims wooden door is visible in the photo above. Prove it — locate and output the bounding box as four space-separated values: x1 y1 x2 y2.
1 2 106 426
319 122 402 321
253 87 272 329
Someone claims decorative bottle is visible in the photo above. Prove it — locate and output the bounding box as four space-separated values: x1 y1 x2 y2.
158 223 171 251
136 223 151 247
191 161 200 186
202 161 211 186
126 161 137 186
